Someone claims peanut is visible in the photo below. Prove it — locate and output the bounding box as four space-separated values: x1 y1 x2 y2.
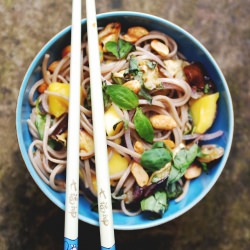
134 141 145 154
151 39 169 57
131 162 149 187
122 26 149 43
184 164 202 180
163 139 175 149
150 115 177 130
38 82 48 93
123 79 141 94
127 26 149 39
61 45 71 58
48 60 60 73
98 22 121 41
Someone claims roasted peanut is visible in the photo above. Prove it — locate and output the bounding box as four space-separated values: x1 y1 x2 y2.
98 22 121 42
150 115 177 130
163 139 175 149
151 39 169 57
128 26 149 38
134 141 145 154
131 162 149 187
61 45 71 57
38 82 48 93
48 60 60 72
184 164 202 180
122 26 149 43
122 34 138 43
123 79 141 94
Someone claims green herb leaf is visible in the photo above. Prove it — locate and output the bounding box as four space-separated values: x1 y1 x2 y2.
105 41 119 58
200 162 209 173
105 84 139 110
138 85 152 103
134 108 154 143
140 191 168 219
166 181 183 199
168 144 199 184
174 143 199 169
35 114 46 139
129 56 140 75
105 39 135 59
141 146 172 172
102 82 111 109
152 141 166 149
118 39 135 59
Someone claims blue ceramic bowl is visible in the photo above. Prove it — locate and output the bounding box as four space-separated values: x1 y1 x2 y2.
16 11 234 230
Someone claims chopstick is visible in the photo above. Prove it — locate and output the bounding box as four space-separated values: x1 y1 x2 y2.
86 0 116 249
64 0 81 249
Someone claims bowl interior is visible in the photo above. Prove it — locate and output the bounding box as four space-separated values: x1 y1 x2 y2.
16 11 233 230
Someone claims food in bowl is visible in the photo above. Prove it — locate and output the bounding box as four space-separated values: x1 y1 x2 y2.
16 12 233 229
27 20 225 220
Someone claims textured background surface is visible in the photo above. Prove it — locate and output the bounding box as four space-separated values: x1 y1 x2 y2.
0 0 249 249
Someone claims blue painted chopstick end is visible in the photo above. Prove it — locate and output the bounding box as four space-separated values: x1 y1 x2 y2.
101 244 116 250
64 237 78 250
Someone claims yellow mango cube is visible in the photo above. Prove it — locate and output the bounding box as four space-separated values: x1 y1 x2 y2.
48 82 70 118
104 105 123 136
190 92 219 134
108 149 129 176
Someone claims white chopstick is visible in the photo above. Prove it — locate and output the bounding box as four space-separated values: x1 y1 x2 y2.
64 0 81 249
86 0 116 249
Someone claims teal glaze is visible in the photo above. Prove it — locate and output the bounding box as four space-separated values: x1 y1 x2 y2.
64 237 78 250
16 11 234 230
101 245 116 250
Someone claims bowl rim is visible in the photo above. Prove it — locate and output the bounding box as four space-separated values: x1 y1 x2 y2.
16 11 234 230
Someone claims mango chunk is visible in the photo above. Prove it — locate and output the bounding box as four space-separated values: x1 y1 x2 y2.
104 105 123 136
190 92 219 134
48 82 70 118
108 149 129 176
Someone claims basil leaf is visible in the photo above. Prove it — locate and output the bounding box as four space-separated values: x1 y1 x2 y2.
105 39 134 59
138 85 152 104
105 84 138 110
102 82 111 109
166 181 183 199
168 144 199 184
35 114 46 139
141 148 172 172
152 141 166 149
174 144 199 169
129 56 140 75
134 108 154 143
140 191 168 219
118 39 135 59
105 41 119 58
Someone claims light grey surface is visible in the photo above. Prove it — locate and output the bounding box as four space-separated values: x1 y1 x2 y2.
0 0 249 249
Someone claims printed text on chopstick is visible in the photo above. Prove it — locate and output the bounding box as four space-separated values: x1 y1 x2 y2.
99 188 109 226
69 179 78 218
